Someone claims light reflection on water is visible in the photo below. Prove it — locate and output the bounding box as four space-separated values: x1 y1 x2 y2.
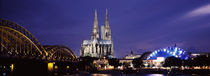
70 74 193 76
146 74 164 76
71 74 168 76
91 74 111 76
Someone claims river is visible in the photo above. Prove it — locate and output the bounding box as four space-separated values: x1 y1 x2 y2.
68 73 195 76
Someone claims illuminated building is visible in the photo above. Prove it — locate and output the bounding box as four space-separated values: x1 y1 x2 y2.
119 59 134 69
80 9 114 58
190 53 208 58
118 51 141 69
124 51 141 59
144 45 189 67
93 58 109 70
147 45 189 60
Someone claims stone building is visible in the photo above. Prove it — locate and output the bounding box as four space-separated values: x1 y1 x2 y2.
80 9 114 58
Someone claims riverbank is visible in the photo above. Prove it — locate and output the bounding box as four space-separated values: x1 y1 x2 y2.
96 69 210 75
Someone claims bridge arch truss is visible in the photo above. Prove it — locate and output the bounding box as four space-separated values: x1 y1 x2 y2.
44 45 77 61
0 19 48 59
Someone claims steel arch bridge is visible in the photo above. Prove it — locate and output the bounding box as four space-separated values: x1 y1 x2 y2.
147 46 189 60
44 45 77 61
0 19 48 59
0 19 77 61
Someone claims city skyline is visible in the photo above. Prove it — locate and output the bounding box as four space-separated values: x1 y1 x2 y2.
0 0 210 58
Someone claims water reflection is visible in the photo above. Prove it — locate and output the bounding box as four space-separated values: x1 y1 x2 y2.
92 74 111 76
146 74 165 76
70 74 194 76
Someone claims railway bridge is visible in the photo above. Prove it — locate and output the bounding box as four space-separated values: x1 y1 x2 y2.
0 19 78 75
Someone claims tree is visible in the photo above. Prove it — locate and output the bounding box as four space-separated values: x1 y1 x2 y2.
131 52 151 68
132 58 143 68
79 56 98 71
193 55 210 66
184 58 194 67
163 56 182 67
108 58 121 68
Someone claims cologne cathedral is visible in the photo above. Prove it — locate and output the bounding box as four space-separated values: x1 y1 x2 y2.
80 9 114 58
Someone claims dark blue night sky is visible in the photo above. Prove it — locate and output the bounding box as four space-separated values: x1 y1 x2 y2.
0 0 210 58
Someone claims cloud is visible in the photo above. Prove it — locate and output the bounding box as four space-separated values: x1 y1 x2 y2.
185 4 210 18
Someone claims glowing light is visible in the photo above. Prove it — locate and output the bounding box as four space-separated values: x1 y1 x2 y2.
107 66 114 70
147 74 165 76
173 52 176 56
185 57 188 60
175 47 177 52
147 57 150 60
48 62 54 71
150 54 153 57
92 74 111 76
11 64 14 72
170 52 172 54
54 65 58 70
67 66 70 69
156 57 165 62
147 46 189 60
179 51 182 54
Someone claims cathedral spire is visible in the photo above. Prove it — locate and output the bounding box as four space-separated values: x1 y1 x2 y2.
94 9 98 28
104 8 112 40
105 8 109 27
80 9 114 58
91 9 100 40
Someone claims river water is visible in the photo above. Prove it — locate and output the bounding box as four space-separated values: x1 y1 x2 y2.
68 74 194 76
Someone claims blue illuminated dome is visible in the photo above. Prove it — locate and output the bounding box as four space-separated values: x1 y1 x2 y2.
147 46 189 60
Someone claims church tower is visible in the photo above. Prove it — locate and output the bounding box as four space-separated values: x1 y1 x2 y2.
80 9 114 58
104 8 112 40
91 9 100 40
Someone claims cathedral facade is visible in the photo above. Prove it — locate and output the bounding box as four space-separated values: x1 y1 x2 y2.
80 9 114 58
